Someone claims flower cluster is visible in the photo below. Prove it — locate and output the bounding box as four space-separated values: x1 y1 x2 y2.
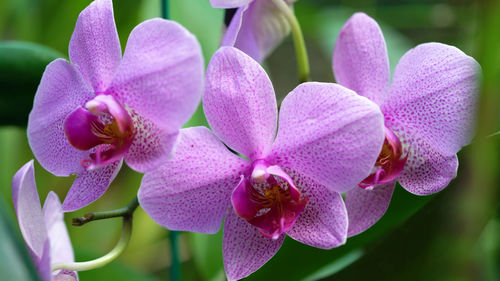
12 0 479 280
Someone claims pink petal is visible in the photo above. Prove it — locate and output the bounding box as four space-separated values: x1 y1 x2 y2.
43 192 74 266
204 47 277 159
223 210 284 281
69 0 121 93
12 161 47 260
63 108 103 150
286 171 348 249
124 111 179 172
138 127 249 234
62 159 122 212
344 181 395 237
28 59 94 177
210 0 253 8
271 82 385 193
382 43 480 194
333 12 390 106
222 0 291 62
110 18 203 135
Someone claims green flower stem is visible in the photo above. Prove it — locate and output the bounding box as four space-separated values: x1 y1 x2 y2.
52 215 133 272
72 196 139 226
272 0 310 83
162 0 169 19
169 231 181 281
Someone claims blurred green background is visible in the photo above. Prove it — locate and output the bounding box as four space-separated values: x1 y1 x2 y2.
0 0 498 280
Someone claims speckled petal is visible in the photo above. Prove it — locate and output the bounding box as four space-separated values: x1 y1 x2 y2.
204 47 277 159
333 12 390 106
222 0 291 62
28 59 94 177
223 210 284 281
139 127 249 234
124 111 179 172
12 161 47 260
271 82 385 193
344 181 395 237
62 159 122 212
69 0 121 92
43 192 74 266
286 171 348 249
210 0 253 8
110 18 203 135
383 43 480 195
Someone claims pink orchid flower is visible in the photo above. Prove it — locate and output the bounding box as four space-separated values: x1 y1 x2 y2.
13 161 77 281
138 46 385 280
214 0 296 62
333 13 480 236
27 0 204 211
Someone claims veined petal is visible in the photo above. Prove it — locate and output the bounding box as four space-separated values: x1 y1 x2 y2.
204 47 277 159
382 43 479 195
223 210 284 281
110 19 203 132
28 59 94 177
383 43 480 156
69 0 121 92
344 181 395 237
138 127 249 234
43 192 74 266
271 82 385 193
62 159 122 212
223 0 291 62
286 171 348 249
124 111 179 172
333 12 390 106
12 161 47 260
210 0 254 8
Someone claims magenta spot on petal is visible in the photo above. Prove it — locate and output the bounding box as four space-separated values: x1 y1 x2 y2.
359 127 408 189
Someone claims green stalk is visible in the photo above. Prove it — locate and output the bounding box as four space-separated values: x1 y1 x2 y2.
169 231 181 281
271 0 310 83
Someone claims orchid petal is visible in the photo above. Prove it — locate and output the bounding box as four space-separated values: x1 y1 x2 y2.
383 43 479 194
54 270 78 281
286 171 348 249
124 111 179 172
210 0 253 8
62 159 122 212
223 210 284 281
204 47 277 159
43 192 74 266
271 82 385 193
139 127 249 234
69 0 121 92
63 108 103 151
28 59 94 177
12 161 47 260
333 12 390 106
344 181 395 237
110 19 203 132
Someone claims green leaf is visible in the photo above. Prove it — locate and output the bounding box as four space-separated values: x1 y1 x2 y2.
0 41 64 126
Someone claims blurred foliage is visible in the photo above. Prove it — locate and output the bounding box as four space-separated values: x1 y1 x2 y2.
0 0 498 281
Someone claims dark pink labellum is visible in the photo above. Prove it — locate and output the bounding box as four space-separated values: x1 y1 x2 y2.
359 127 408 189
232 161 308 239
64 94 134 170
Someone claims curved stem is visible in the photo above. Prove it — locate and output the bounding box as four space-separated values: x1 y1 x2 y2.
72 196 139 226
52 215 133 272
272 0 310 83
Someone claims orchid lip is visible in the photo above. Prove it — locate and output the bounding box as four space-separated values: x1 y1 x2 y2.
359 127 408 189
232 161 309 239
64 95 134 170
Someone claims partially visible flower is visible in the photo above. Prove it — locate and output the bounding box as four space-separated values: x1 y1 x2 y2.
214 0 296 62
139 46 385 280
28 0 204 211
12 160 77 281
333 13 480 236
